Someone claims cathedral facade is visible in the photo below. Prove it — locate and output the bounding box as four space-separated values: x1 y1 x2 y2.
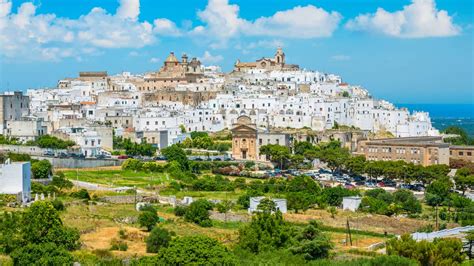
234 48 299 72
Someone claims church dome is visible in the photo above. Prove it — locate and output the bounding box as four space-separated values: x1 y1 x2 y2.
165 52 179 63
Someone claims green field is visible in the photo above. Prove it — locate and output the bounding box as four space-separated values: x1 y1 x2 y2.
62 169 168 188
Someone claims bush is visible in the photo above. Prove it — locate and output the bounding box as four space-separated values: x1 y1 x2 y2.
173 205 188 217
31 160 52 179
110 238 128 251
10 243 74 266
51 199 65 211
157 236 236 265
146 227 174 253
184 199 213 227
70 189 91 200
138 211 159 231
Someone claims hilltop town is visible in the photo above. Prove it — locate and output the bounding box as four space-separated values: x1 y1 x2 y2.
4 48 437 156
0 49 473 265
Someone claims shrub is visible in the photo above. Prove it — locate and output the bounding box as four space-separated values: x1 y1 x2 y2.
70 189 90 200
157 236 236 265
184 199 213 227
146 227 174 253
10 243 74 266
110 238 128 251
173 205 188 217
51 198 65 211
138 211 159 231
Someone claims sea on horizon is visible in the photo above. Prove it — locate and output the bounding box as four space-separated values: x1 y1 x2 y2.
396 103 474 137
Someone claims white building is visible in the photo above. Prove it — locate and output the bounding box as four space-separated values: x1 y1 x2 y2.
248 197 287 214
0 161 31 203
342 196 362 212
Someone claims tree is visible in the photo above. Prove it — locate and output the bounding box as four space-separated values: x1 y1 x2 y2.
287 192 312 213
139 210 159 231
161 144 189 171
257 198 277 214
345 156 366 176
318 144 350 173
426 178 453 206
21 201 80 251
286 175 321 194
294 141 316 156
259 144 291 169
387 234 464 265
10 243 74 266
0 212 22 254
184 199 213 227
454 174 474 195
50 172 73 190
158 236 236 265
238 211 292 253
216 200 234 222
31 160 52 179
289 220 333 260
466 230 474 260
393 189 422 214
146 227 174 253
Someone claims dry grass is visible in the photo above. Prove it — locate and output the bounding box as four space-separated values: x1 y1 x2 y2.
81 226 148 256
284 209 429 235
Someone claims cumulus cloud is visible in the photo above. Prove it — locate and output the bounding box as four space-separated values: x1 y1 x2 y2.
246 6 341 38
192 0 341 46
199 51 223 64
116 0 140 21
149 57 160 63
345 0 461 38
0 0 174 61
153 18 181 36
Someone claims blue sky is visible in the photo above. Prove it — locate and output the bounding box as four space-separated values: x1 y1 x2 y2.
0 0 472 104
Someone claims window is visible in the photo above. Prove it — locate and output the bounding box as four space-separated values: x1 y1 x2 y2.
467 152 472 156
459 152 464 156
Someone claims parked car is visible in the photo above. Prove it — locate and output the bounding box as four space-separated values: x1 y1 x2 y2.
213 158 222 161
154 156 167 161
58 152 69 158
345 183 355 189
118 155 129 159
43 151 54 157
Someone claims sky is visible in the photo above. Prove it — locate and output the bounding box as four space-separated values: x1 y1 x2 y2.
0 0 473 104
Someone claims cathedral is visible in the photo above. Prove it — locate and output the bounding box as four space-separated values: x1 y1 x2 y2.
234 48 299 72
136 52 204 92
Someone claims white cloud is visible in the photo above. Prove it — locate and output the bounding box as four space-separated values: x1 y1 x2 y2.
129 51 139 56
153 18 181 36
192 1 341 46
199 51 223 64
149 57 160 63
331 54 351 61
195 0 245 41
116 0 140 21
0 0 176 61
346 0 461 38
246 5 341 38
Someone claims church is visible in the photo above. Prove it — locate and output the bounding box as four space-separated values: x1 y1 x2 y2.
136 52 204 92
233 48 299 72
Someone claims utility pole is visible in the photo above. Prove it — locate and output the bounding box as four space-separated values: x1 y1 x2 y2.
346 218 352 246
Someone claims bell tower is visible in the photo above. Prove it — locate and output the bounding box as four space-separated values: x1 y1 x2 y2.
275 47 285 65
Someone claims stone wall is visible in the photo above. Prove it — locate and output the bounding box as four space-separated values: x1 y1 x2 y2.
32 156 122 168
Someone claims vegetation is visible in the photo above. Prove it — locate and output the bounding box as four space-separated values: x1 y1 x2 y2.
239 211 332 261
387 234 465 265
138 205 160 231
146 227 174 253
183 199 213 227
180 131 231 152
442 126 474 145
113 135 156 156
360 188 422 216
153 235 236 265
